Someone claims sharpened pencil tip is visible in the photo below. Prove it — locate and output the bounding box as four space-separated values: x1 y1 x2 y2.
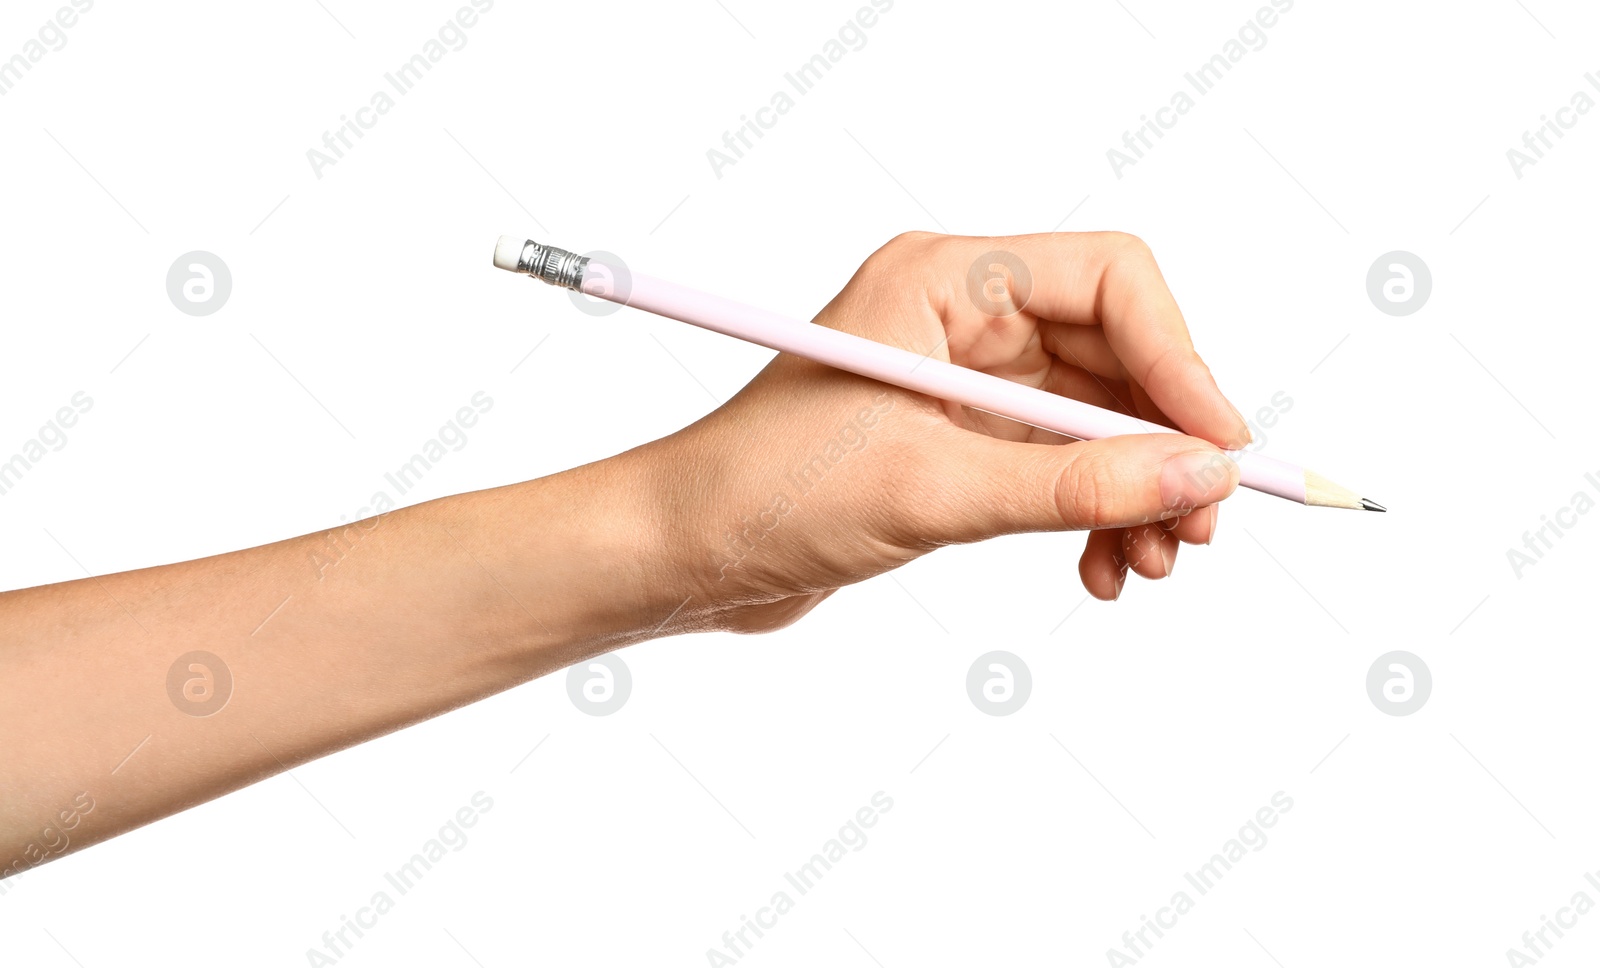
1360 498 1386 512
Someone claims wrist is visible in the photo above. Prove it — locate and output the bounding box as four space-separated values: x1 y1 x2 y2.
475 444 707 659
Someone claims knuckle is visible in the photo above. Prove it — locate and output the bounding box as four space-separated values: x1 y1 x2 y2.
1111 231 1153 259
876 231 940 262
856 233 949 306
1055 450 1120 531
1090 231 1153 265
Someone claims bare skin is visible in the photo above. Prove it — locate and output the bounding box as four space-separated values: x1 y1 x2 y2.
0 231 1247 876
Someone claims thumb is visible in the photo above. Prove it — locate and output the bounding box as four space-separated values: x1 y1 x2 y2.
922 431 1241 541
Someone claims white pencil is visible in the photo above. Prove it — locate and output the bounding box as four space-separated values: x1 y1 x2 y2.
493 237 1383 512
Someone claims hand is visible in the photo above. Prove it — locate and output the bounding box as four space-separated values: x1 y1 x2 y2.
633 231 1252 633
0 231 1251 864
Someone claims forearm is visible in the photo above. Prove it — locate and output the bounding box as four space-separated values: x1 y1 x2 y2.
0 448 681 871
1 229 1251 880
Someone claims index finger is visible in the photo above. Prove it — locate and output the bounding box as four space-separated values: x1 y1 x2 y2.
931 232 1252 450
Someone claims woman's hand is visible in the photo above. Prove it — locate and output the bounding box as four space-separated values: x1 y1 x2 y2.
634 231 1252 633
0 230 1250 867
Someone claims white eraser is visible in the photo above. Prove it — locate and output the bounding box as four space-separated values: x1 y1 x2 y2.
493 235 526 272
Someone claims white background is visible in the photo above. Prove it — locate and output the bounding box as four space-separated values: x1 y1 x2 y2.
2 0 1597 965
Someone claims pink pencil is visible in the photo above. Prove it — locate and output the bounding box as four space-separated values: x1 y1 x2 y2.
493 237 1381 512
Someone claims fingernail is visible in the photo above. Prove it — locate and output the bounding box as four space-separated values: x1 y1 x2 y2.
1113 565 1127 600
1225 399 1253 448
1162 541 1175 577
1206 507 1219 545
1161 451 1239 510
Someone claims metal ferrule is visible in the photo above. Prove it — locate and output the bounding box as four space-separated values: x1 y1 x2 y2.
514 241 588 290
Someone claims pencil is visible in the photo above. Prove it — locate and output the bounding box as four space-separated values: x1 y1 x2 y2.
493 237 1383 512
